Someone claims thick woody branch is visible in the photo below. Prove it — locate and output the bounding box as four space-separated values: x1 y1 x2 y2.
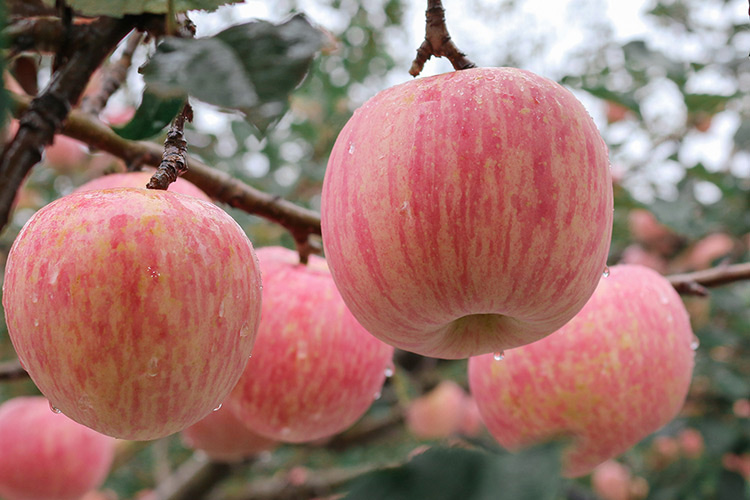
668 262 750 297
409 0 477 77
0 16 135 234
10 93 323 241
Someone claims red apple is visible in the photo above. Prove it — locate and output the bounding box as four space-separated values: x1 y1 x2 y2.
0 396 116 500
2 188 262 440
406 381 467 439
321 67 613 359
181 405 276 462
591 460 632 500
75 170 211 202
468 265 695 477
225 246 394 443
44 135 90 172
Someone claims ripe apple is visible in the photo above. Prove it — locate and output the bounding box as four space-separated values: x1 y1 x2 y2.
3 188 262 440
181 405 276 462
44 134 90 172
75 170 211 202
321 67 613 359
591 460 632 500
468 265 695 477
0 396 116 500
405 380 483 439
225 246 394 443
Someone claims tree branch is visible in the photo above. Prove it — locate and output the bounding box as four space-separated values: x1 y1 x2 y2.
9 93 323 241
0 359 27 382
668 262 750 297
409 0 477 77
147 103 192 190
0 16 136 234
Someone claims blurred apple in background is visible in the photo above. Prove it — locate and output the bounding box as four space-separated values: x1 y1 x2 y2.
469 265 695 477
0 396 116 500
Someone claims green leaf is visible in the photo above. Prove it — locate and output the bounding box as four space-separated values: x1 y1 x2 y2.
112 89 184 140
342 444 562 500
143 14 324 133
581 86 641 116
41 0 241 16
684 93 735 115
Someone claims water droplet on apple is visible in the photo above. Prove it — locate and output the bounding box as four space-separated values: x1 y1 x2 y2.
213 403 222 412
146 357 159 377
384 362 395 378
373 390 382 400
48 266 60 285
49 402 61 414
239 322 251 338
602 266 610 278
690 335 700 351
33 318 39 327
493 351 505 361
348 143 355 154
218 298 226 318
147 266 160 279
31 293 38 304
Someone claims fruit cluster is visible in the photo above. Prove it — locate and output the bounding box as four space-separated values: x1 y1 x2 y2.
0 67 694 498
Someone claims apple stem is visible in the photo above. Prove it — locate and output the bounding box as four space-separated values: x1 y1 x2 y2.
409 0 477 77
147 102 193 190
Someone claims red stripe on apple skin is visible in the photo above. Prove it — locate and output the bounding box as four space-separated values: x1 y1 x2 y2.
321 67 613 359
468 264 695 477
3 188 262 440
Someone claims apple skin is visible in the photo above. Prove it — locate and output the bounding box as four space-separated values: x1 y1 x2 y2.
181 405 276 462
225 246 394 443
2 188 262 440
0 396 116 500
321 67 613 359
75 170 211 202
468 264 695 477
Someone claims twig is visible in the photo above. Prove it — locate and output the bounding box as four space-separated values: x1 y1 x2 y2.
668 262 750 297
146 454 235 500
0 17 135 234
80 31 143 116
147 103 192 190
10 93 323 242
409 0 477 77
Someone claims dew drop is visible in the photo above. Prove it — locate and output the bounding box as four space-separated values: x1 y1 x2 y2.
218 299 226 318
493 351 505 361
690 335 700 351
239 321 251 338
373 390 382 400
49 402 61 414
147 266 160 279
384 362 395 378
31 294 38 304
602 266 610 278
213 403 223 412
146 357 159 377
33 318 39 327
348 143 355 154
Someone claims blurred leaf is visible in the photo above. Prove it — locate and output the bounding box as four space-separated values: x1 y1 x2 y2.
41 0 241 16
734 121 750 151
342 444 562 500
143 14 324 133
717 469 750 500
580 86 641 116
684 93 735 115
112 90 183 140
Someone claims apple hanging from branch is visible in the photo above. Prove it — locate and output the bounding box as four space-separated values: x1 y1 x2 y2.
321 66 613 359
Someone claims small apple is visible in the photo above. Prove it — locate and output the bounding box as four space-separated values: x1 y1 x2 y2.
75 170 211 202
468 265 695 477
321 66 613 359
0 396 116 500
225 246 394 443
3 188 262 440
44 134 90 172
591 460 631 500
181 405 276 462
405 380 482 439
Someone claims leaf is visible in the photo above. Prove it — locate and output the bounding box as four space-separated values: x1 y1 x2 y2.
112 89 184 140
734 120 750 151
342 444 562 500
581 86 641 116
41 0 241 17
684 93 735 115
143 14 324 133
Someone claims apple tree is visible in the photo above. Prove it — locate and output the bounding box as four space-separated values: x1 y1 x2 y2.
0 0 749 499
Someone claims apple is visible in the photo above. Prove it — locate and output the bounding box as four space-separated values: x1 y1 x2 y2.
225 246 394 443
405 380 483 439
468 265 695 477
2 188 262 440
181 405 276 462
320 67 613 359
75 170 211 202
44 134 90 172
591 460 631 500
0 396 116 500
